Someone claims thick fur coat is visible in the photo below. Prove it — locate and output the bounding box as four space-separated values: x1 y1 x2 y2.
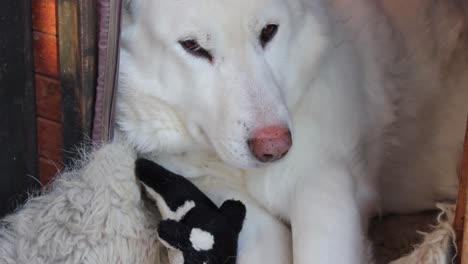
115 0 468 263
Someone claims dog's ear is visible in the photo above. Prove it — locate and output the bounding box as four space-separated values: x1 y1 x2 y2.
219 200 246 234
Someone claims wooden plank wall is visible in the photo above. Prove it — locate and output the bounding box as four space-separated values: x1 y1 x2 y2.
57 0 97 165
32 0 63 185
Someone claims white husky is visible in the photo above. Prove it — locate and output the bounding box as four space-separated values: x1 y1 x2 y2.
116 0 468 263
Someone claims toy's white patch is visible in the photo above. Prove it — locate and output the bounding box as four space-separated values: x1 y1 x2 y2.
141 182 195 220
189 228 214 251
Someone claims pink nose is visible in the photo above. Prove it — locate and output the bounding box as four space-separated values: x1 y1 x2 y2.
248 126 292 163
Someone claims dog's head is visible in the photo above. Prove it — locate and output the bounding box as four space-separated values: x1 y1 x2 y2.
117 0 329 168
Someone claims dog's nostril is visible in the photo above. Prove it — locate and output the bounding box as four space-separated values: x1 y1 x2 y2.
247 139 254 149
262 154 274 161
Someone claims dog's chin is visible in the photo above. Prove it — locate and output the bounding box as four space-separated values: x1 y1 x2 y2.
222 157 266 170
213 148 271 170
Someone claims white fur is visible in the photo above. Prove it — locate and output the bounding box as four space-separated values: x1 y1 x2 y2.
116 0 468 263
189 228 214 251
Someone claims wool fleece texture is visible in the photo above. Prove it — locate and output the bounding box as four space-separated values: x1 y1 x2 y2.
0 143 161 264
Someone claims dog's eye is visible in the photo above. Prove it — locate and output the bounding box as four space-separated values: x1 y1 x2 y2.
179 39 213 62
260 24 279 48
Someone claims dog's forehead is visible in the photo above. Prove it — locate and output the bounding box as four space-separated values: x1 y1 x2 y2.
143 0 291 46
170 0 283 10
151 0 287 26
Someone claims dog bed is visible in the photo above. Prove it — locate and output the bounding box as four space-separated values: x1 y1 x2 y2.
1 0 463 263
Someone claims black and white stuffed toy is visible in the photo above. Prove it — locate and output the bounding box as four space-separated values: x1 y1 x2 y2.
135 158 246 264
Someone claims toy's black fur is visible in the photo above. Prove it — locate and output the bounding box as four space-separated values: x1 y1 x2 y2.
135 158 246 264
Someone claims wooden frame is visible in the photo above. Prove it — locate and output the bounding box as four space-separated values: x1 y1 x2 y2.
455 116 468 263
57 0 97 165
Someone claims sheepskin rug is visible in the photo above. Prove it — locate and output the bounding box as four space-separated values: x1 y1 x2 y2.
0 143 456 264
0 143 161 264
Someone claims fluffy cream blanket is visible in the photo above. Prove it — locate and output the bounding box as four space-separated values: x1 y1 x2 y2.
0 144 161 264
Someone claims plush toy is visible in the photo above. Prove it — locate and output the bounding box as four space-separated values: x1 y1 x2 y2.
135 158 246 264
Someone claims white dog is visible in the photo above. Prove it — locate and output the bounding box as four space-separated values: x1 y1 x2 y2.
116 0 468 263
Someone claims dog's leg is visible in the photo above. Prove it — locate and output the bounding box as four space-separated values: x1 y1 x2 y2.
290 168 370 264
192 177 293 264
236 202 292 264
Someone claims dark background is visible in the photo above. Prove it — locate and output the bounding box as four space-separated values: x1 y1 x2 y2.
0 1 39 217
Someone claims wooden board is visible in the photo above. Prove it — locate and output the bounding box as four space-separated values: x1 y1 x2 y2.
57 0 96 165
33 31 59 78
457 116 468 263
35 75 61 122
39 157 61 186
31 0 61 184
32 0 57 35
37 117 63 163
